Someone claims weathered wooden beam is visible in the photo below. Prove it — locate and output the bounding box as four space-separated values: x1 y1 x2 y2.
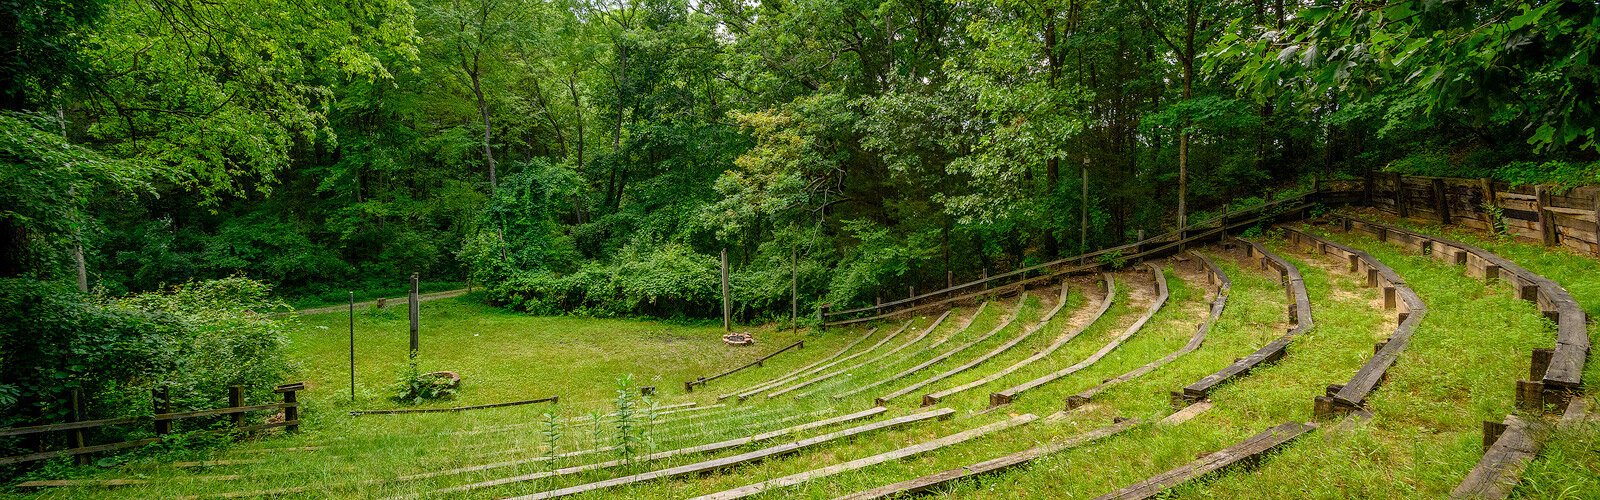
1093 421 1317 499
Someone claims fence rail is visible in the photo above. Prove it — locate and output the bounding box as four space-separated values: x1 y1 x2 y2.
0 382 303 466
823 192 1327 327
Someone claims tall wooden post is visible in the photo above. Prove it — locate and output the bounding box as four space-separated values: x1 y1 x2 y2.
282 387 299 433
1081 158 1090 257
721 249 731 333
790 245 798 331
349 291 356 402
1592 191 1600 256
408 272 420 357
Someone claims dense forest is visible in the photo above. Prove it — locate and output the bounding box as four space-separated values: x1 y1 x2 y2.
4 0 1598 322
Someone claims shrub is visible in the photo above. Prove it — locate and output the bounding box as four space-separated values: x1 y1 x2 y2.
388 358 458 404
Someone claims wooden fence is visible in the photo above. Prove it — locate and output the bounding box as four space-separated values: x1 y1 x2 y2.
0 382 303 466
822 193 1322 327
1363 173 1600 256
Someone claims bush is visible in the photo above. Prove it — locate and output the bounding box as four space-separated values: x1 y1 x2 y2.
389 359 458 404
0 276 294 465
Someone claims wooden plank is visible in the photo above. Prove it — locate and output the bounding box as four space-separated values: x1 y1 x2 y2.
1159 401 1213 425
722 323 889 401
349 396 556 416
691 413 1041 500
416 407 890 494
1075 251 1228 409
905 284 1073 406
1450 415 1541 499
501 408 957 500
925 274 1116 405
991 264 1169 407
0 438 162 466
831 418 1138 500
765 320 916 398
687 340 807 391
830 299 1028 403
788 311 957 399
173 459 266 468
1093 421 1317 500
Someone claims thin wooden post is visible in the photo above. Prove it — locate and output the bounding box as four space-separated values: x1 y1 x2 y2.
1536 186 1556 246
818 303 827 331
349 291 356 403
1433 178 1450 224
721 249 731 333
981 269 989 291
790 245 798 331
228 386 245 431
283 387 299 432
70 389 87 465
408 272 419 357
153 387 170 435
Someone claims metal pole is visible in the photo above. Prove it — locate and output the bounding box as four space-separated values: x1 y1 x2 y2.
349 291 356 402
721 249 731 333
409 272 420 357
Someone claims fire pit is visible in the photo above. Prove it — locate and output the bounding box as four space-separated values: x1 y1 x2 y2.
722 332 755 346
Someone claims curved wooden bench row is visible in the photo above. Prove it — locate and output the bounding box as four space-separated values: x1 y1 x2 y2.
1092 421 1317 499
685 340 806 392
765 320 917 398
990 263 1170 408
887 284 1073 406
348 396 558 416
778 311 955 400
1278 227 1427 420
720 325 884 401
924 274 1115 406
1070 251 1230 409
501 407 957 500
691 413 1041 500
1450 398 1589 499
1333 214 1587 411
817 303 994 402
1173 237 1313 406
415 407 892 496
829 297 1027 404
825 194 1320 326
830 417 1139 500
448 401 705 437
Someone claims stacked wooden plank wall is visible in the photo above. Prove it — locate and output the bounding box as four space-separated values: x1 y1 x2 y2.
1366 173 1600 256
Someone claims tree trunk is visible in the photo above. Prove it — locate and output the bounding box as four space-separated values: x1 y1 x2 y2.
471 70 496 191
1043 8 1062 258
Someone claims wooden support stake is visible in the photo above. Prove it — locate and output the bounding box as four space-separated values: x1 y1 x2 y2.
1383 287 1397 310
1536 186 1556 246
1530 348 1554 380
1433 178 1451 224
1395 173 1409 217
1593 191 1600 256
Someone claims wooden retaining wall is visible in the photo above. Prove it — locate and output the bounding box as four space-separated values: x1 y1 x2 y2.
1362 173 1600 256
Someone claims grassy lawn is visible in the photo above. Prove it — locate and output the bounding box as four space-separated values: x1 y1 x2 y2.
13 227 1597 499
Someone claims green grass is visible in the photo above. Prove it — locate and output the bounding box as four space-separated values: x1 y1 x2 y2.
12 227 1597 499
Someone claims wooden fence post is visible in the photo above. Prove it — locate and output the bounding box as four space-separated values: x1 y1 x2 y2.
282 387 299 433
1536 186 1556 246
1394 173 1409 218
228 386 244 431
1433 178 1450 224
153 387 170 435
1592 190 1600 256
70 389 87 465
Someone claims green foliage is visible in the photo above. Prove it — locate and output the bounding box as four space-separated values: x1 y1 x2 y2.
388 358 458 404
0 276 292 433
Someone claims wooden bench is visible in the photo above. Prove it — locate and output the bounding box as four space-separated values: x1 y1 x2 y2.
1070 251 1229 409
924 274 1115 405
1278 227 1426 420
1093 421 1317 499
684 339 807 392
720 325 886 401
1173 238 1312 406
990 264 1169 407
764 320 915 398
